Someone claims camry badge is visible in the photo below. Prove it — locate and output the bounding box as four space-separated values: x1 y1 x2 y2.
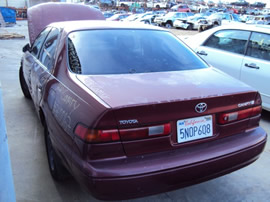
195 103 207 113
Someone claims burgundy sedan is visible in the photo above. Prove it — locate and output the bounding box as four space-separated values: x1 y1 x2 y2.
19 3 267 201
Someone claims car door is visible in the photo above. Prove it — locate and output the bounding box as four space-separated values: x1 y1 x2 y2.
196 29 250 79
23 27 51 93
31 27 60 111
241 31 270 110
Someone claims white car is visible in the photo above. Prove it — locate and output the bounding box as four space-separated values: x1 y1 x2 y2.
185 24 270 111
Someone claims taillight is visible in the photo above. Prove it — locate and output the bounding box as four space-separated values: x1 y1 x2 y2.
74 123 171 143
218 106 262 125
74 124 120 143
119 123 171 141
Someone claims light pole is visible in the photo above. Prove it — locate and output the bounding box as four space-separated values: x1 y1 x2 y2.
5 0 8 7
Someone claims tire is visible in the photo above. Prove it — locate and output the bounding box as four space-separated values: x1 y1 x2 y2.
144 20 150 24
44 124 69 181
156 5 160 9
187 24 193 30
198 26 203 32
213 22 219 27
19 65 31 99
165 22 172 29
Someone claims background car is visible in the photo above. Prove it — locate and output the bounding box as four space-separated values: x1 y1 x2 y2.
154 11 194 28
174 15 206 30
185 24 270 111
246 15 270 25
171 4 191 12
20 2 267 200
106 13 130 21
198 13 242 32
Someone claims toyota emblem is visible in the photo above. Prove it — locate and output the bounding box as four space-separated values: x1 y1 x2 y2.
195 103 207 113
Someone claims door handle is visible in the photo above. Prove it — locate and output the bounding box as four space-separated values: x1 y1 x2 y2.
197 50 208 56
245 63 260 69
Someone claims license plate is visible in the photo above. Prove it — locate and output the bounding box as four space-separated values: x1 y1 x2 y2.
177 115 213 144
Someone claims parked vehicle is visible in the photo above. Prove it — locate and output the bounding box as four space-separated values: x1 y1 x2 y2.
250 2 266 8
121 13 140 21
106 13 130 21
185 24 270 111
246 15 270 25
20 3 267 200
240 14 255 23
146 0 171 9
134 13 157 24
154 11 194 28
171 4 191 12
103 11 115 18
174 15 206 30
231 0 249 7
261 8 270 15
99 0 115 7
198 13 242 32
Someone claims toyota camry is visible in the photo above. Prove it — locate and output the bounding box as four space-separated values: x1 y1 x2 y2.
19 2 267 200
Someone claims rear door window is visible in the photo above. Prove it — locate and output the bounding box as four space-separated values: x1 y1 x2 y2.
31 27 51 58
203 30 250 55
39 28 60 71
246 32 270 61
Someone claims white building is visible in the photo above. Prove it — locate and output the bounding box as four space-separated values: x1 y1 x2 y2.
0 0 28 8
0 0 69 8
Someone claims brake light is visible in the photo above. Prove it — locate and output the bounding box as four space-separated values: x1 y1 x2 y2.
119 123 171 141
74 123 171 143
74 124 120 143
218 106 262 125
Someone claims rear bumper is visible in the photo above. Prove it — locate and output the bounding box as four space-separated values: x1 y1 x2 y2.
73 127 267 200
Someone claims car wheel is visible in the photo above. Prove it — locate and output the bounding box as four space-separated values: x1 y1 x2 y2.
144 21 150 24
19 65 31 99
213 22 219 27
198 26 204 32
165 22 172 29
187 24 193 30
44 124 69 181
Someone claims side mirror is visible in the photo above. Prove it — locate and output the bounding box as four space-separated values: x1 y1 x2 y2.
22 43 31 53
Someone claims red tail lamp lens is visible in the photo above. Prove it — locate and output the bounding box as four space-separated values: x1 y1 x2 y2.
218 106 262 125
119 123 171 141
74 124 120 143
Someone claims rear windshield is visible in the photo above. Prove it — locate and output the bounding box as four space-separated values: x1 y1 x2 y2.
67 29 208 75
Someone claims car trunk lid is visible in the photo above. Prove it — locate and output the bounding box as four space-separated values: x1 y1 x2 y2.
76 68 259 156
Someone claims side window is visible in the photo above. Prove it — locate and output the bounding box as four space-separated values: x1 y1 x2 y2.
203 30 250 55
39 28 60 71
223 14 230 20
246 32 270 61
31 27 51 58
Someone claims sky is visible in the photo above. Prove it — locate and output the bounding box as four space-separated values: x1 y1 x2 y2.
212 0 268 3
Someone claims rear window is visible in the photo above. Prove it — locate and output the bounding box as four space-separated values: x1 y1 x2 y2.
67 29 207 75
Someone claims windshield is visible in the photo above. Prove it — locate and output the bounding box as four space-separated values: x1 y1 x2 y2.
67 29 208 75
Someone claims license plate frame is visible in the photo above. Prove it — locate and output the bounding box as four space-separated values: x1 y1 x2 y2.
177 115 213 144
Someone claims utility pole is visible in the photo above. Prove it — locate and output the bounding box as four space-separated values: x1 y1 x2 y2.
5 0 8 7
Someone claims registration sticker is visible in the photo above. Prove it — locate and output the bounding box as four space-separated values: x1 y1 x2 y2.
177 115 213 144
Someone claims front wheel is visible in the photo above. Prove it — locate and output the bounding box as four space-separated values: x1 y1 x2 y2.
187 24 193 30
44 125 69 181
19 65 31 99
165 22 172 29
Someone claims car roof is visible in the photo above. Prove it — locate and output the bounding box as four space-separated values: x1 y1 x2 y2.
49 20 166 33
211 24 270 34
